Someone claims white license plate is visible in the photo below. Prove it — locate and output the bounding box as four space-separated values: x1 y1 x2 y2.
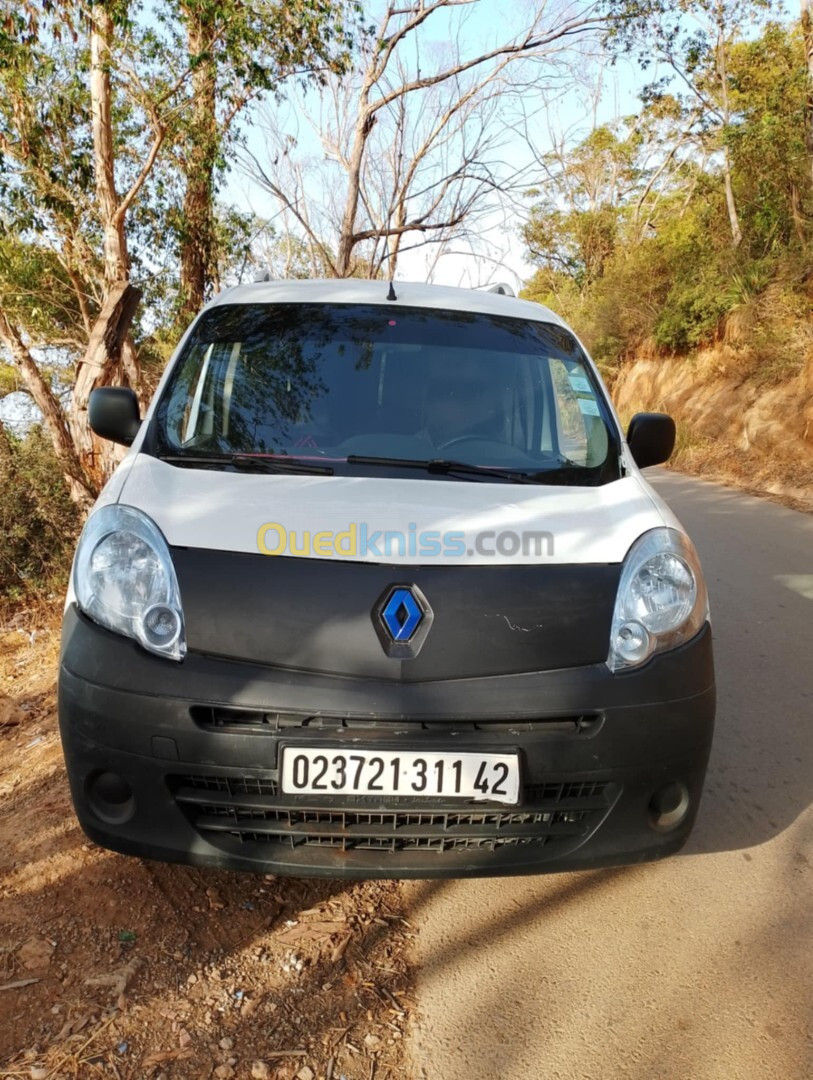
280 747 520 805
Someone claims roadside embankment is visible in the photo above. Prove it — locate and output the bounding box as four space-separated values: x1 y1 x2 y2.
610 348 813 511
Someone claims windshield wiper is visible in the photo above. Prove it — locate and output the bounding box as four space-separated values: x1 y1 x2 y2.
157 453 334 476
345 454 559 485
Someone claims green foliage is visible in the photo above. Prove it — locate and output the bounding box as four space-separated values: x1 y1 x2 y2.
0 236 85 344
0 0 364 605
0 0 363 346
522 19 813 370
0 426 81 601
154 0 363 321
522 122 641 288
727 24 810 251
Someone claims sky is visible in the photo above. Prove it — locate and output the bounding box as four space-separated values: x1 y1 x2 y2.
223 0 646 292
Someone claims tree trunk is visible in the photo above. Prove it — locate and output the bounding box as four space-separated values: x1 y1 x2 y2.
335 107 374 277
178 4 218 322
334 29 381 281
69 282 142 488
716 18 743 247
0 309 96 511
721 149 743 247
803 0 813 186
90 3 128 285
71 3 139 488
385 184 410 279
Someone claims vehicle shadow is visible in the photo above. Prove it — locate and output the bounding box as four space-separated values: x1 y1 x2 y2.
0 813 427 1077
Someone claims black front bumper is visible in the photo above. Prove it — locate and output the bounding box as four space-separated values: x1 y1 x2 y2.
58 606 715 879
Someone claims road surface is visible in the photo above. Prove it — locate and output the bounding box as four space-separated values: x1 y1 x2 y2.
405 470 813 1080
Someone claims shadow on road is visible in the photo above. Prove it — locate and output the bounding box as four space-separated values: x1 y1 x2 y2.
405 851 813 1080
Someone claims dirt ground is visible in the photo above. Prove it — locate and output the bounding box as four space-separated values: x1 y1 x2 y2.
0 623 413 1080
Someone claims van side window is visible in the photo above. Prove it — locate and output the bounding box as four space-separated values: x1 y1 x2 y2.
549 358 609 467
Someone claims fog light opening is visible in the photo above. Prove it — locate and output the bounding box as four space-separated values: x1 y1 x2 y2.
86 770 135 825
649 782 690 832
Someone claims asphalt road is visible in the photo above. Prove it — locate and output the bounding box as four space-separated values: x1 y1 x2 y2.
405 470 813 1080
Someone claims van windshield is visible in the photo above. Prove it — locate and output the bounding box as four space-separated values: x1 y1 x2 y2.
152 303 620 485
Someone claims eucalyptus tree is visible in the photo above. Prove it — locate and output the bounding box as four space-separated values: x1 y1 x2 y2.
0 0 359 501
164 0 360 323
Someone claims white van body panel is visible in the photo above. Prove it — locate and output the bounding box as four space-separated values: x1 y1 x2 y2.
115 452 672 566
205 278 568 325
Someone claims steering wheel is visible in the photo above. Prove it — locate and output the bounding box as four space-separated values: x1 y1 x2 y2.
436 434 514 452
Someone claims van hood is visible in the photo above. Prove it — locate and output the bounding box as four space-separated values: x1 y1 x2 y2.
115 453 672 566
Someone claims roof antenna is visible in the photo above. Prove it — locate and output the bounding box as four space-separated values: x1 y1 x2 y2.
386 280 397 301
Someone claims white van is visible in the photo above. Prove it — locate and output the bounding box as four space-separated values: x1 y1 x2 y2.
58 279 715 878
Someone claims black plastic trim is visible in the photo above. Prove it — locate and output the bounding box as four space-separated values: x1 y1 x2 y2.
58 607 715 877
170 546 622 681
60 605 714 721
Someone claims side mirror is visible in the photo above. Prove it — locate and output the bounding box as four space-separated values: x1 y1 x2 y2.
626 412 676 469
88 387 141 447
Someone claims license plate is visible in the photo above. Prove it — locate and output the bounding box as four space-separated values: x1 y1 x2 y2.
280 748 520 805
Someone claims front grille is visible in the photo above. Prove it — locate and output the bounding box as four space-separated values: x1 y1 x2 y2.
180 773 280 797
171 773 618 857
524 780 608 802
233 830 550 853
190 705 599 735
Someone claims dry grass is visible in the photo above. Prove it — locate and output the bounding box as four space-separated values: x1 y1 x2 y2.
669 433 813 513
613 345 813 513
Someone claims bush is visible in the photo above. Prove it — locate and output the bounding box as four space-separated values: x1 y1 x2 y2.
523 193 812 370
519 23 813 374
0 425 81 606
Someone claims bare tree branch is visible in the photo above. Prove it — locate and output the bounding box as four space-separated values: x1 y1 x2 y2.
246 1 596 279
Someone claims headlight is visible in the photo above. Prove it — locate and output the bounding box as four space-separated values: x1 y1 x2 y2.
608 527 708 672
74 505 185 661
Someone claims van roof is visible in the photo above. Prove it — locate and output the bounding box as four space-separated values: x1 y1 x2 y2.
207 278 565 327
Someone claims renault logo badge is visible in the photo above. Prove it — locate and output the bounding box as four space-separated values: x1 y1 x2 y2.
373 584 434 658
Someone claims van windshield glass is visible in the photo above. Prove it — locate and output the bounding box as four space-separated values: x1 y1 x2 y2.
153 303 620 485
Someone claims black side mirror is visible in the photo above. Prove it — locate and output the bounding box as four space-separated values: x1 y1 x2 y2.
626 412 676 469
88 387 141 446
